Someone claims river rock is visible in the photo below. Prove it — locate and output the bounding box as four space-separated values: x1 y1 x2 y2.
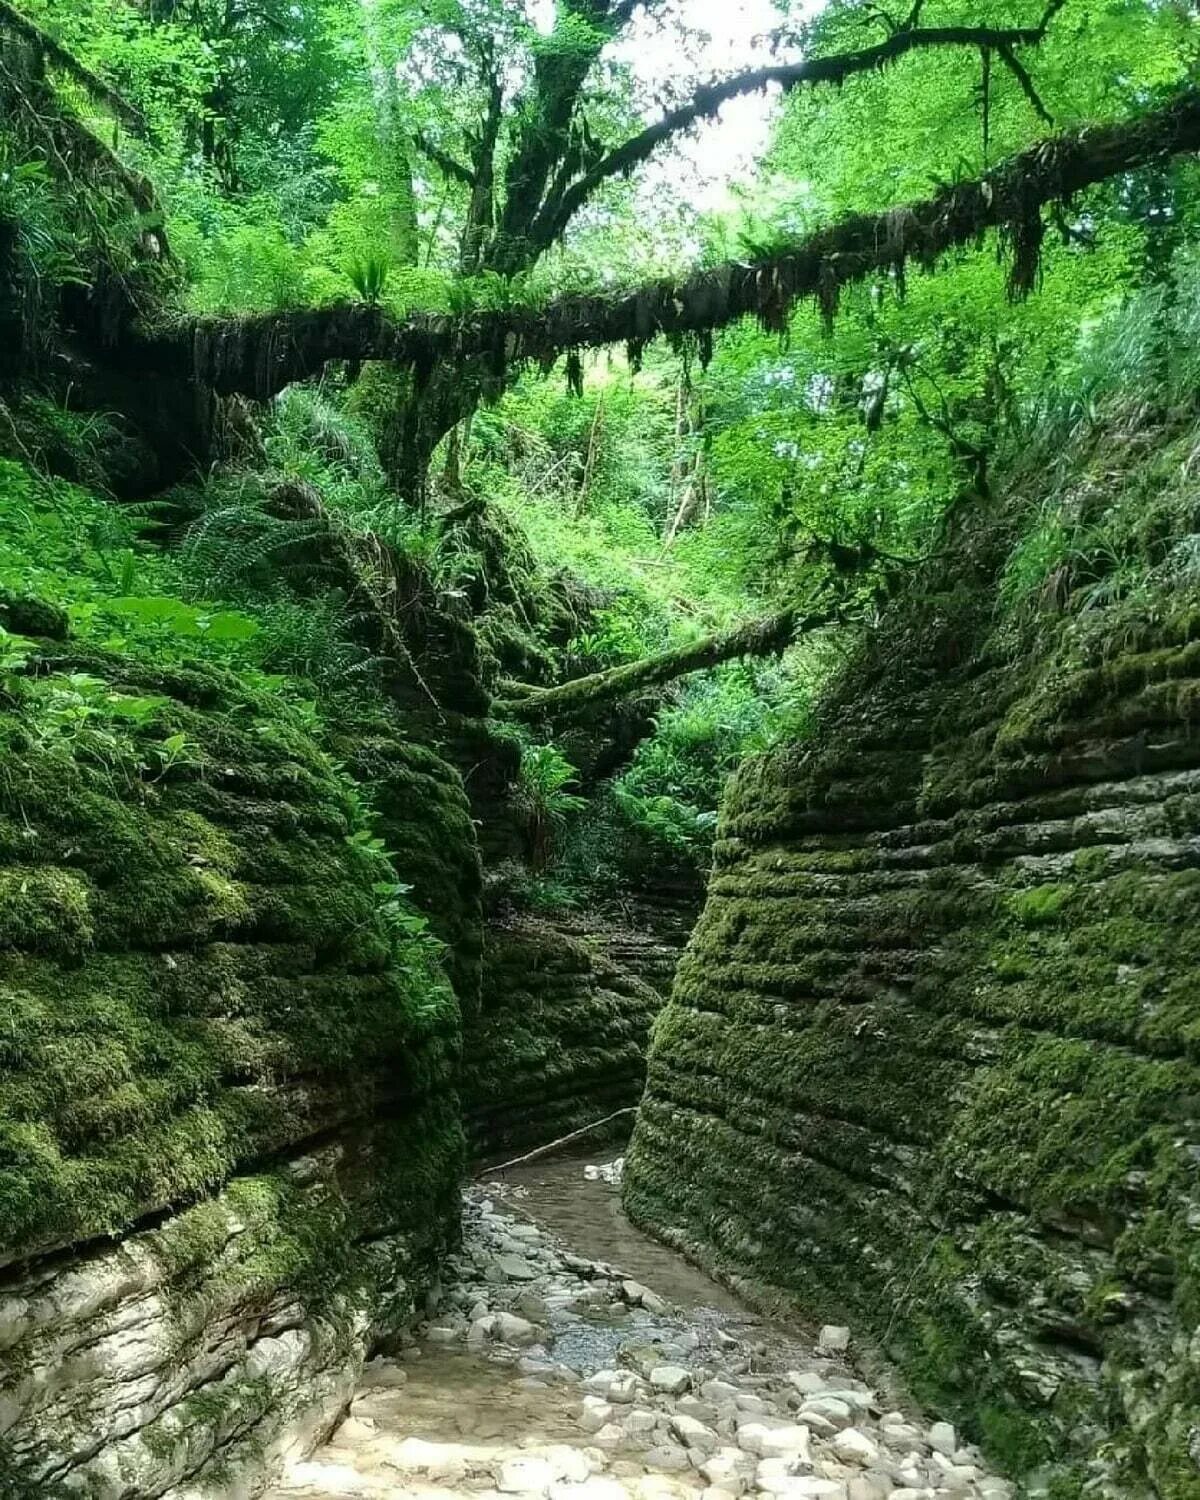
830 1428 878 1467
495 1312 538 1345
643 1443 692 1473
817 1326 850 1355
623 1408 660 1441
494 1254 539 1283
580 1397 615 1433
649 1365 691 1395
670 1413 718 1452
551 1480 629 1500
738 1421 811 1460
929 1421 956 1458
700 1447 756 1492
496 1455 557 1493
703 1380 742 1403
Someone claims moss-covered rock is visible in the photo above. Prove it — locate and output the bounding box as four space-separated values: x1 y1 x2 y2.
0 627 466 1493
625 410 1200 1499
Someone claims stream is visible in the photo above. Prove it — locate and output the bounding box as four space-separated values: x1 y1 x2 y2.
264 1158 1013 1500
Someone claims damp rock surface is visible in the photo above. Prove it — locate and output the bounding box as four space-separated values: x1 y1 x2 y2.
265 1175 1011 1500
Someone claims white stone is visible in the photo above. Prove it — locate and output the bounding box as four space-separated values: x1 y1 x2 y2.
703 1380 742 1403
382 1436 469 1480
592 1424 627 1451
757 1460 846 1497
496 1455 557 1494
649 1365 692 1396
735 1395 769 1415
846 1478 888 1500
546 1445 594 1483
670 1413 718 1453
609 1372 641 1404
469 1315 497 1344
579 1397 615 1433
798 1398 851 1430
928 1422 956 1459
495 1311 538 1345
495 1254 539 1282
817 1326 850 1355
643 1444 692 1473
830 1429 878 1468
550 1479 629 1500
700 1448 756 1493
787 1373 828 1398
624 1409 660 1441
678 1395 717 1421
738 1422 811 1460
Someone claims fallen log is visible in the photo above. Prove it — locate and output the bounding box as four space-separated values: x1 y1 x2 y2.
496 605 839 722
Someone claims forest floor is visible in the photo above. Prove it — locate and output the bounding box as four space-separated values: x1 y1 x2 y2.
262 1164 1013 1500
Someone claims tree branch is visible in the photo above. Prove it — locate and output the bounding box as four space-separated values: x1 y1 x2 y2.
996 41 1054 125
0 0 148 135
414 129 476 187
124 89 1200 400
496 606 839 721
532 19 1057 249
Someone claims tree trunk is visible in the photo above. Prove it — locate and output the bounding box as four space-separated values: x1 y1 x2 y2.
497 604 840 722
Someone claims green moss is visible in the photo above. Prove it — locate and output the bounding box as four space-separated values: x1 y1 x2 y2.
627 403 1200 1497
1008 882 1070 927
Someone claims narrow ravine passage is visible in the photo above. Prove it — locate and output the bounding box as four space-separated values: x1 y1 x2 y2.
265 1166 1012 1500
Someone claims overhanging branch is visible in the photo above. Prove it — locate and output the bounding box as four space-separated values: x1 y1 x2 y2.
124 89 1200 400
414 129 476 188
532 18 1058 248
0 1 148 136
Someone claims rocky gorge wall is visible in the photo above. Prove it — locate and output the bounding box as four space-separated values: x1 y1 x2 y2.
462 913 671 1159
625 417 1200 1498
0 627 465 1495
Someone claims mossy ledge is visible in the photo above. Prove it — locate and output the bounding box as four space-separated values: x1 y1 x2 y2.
624 410 1200 1499
0 633 466 1494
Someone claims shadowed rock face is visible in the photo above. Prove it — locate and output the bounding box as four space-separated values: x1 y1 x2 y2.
625 439 1200 1496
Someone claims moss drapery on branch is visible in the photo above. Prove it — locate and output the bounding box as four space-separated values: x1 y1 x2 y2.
497 606 839 722
124 88 1200 400
527 9 1066 251
0 2 148 135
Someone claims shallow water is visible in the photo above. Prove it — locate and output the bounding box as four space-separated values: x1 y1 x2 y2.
482 1154 744 1316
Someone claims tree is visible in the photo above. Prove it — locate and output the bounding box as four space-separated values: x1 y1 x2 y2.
328 0 1072 500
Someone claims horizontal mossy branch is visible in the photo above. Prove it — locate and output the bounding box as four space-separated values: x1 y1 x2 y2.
497 606 836 722
123 89 1200 401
